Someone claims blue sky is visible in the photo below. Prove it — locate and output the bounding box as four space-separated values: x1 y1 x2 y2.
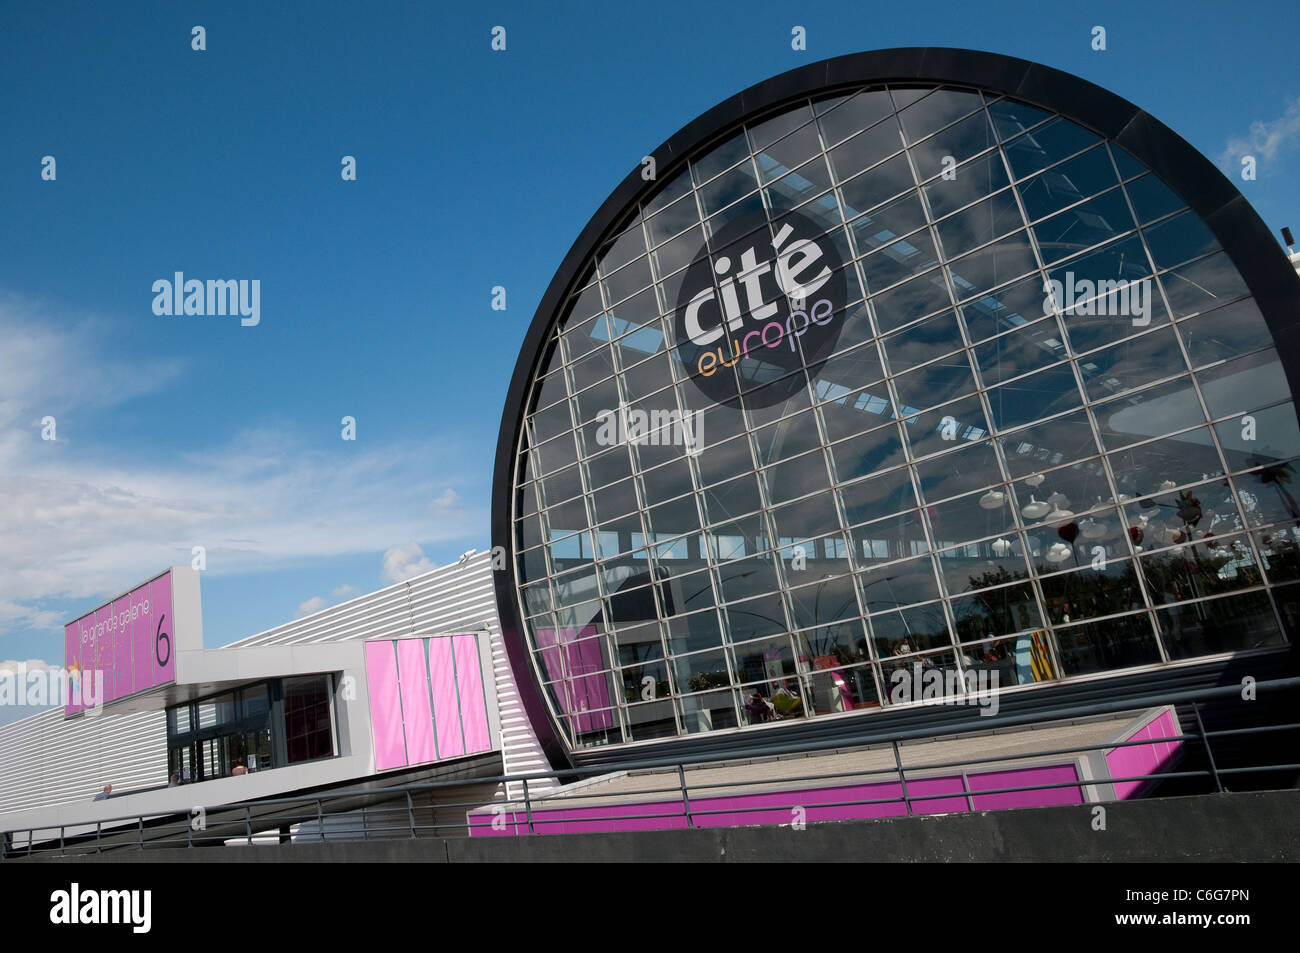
1 0 1297 681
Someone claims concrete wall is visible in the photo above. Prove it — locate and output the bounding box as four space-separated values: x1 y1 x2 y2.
17 789 1298 863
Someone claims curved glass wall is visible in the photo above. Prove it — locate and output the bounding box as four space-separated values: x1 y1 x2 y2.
511 83 1297 749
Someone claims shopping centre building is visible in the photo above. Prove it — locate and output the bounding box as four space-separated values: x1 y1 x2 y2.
491 47 1300 770
2 48 1298 846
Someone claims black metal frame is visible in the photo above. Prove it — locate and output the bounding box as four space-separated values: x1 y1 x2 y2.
490 47 1300 770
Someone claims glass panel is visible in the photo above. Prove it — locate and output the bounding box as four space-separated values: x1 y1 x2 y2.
679 690 740 733
770 491 841 540
645 192 701 247
998 412 1102 478
839 466 917 525
935 190 1023 259
1257 526 1300 582
924 149 1010 220
880 310 964 374
1156 590 1283 659
698 160 760 218
763 450 832 505
1218 400 1300 472
838 153 914 217
986 364 1083 432
1161 252 1249 318
973 317 1067 387
1054 614 1160 675
241 684 270 719
724 597 790 645
818 339 886 393
936 538 1030 596
947 231 1038 301
859 228 940 291
602 255 653 308
927 486 1018 545
818 89 895 148
959 273 1047 344
1003 119 1100 179
869 604 951 656
701 473 764 524
893 354 978 415
1197 349 1288 419
671 648 730 690
858 554 942 609
909 110 997 182
1124 173 1186 225
1143 210 1220 271
913 440 1001 502
1036 559 1142 621
1034 189 1136 265
749 103 815 152
871 269 952 333
1093 377 1208 450
897 88 983 143
950 583 1043 641
1109 143 1146 180
1076 326 1183 402
1176 299 1272 368
598 217 648 274
692 131 750 185
987 98 1052 142
666 609 724 654
1018 145 1119 222
849 192 928 257
283 675 334 764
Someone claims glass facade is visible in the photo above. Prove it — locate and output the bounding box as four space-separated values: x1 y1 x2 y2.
509 82 1297 750
166 676 337 781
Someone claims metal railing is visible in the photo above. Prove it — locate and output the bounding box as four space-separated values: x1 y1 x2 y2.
4 676 1298 856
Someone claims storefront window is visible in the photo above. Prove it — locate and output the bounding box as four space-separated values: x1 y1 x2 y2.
283 675 335 764
165 677 335 781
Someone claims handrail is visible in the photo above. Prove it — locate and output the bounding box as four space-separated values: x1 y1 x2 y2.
3 676 1296 855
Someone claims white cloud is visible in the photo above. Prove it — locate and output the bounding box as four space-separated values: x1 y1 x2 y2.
332 584 359 598
382 542 437 583
0 293 484 640
0 600 65 632
430 488 460 513
295 596 328 617
0 658 59 673
1219 94 1300 170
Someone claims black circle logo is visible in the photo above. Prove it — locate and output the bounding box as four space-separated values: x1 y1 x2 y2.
672 207 846 408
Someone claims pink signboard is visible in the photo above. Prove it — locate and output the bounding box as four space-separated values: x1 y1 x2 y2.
64 570 176 716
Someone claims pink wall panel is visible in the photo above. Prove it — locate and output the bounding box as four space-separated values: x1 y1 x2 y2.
365 641 408 771
1107 710 1182 799
967 764 1083 809
470 762 1087 837
454 635 491 754
398 639 438 765
428 638 464 759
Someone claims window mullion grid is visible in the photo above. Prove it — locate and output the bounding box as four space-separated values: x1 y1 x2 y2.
1117 176 1290 645
806 118 895 705
877 107 977 689
1006 128 1165 666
